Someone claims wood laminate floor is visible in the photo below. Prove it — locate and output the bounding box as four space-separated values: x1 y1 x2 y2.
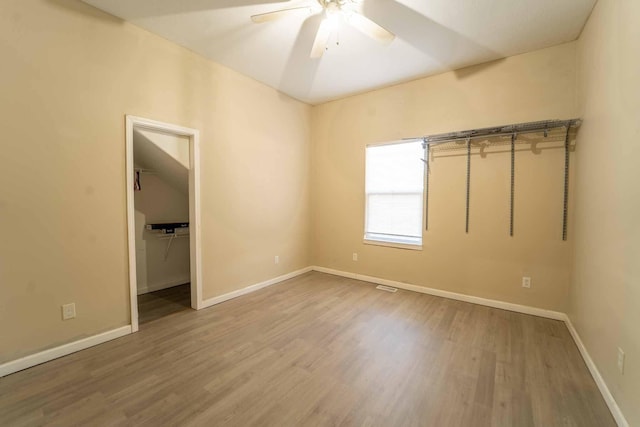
138 284 192 325
0 272 615 427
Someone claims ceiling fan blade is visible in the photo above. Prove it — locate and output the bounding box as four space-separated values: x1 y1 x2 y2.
251 6 313 23
344 11 395 44
310 18 332 58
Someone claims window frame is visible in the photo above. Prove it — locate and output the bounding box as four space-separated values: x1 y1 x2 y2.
363 140 426 250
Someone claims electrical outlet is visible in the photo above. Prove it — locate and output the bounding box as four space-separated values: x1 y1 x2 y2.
352 253 358 261
62 303 76 320
274 255 279 264
522 277 531 288
617 348 625 374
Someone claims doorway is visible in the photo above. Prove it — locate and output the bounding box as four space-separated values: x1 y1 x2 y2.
125 116 202 332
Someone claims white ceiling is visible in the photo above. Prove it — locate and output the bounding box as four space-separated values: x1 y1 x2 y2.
82 0 596 104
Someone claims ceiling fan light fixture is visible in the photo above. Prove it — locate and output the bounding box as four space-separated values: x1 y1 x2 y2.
344 11 395 44
250 0 394 59
250 6 314 23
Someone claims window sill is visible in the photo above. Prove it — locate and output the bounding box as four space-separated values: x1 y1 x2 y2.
363 239 423 251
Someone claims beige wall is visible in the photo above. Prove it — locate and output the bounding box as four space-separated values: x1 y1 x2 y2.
571 0 640 424
0 0 311 363
311 43 578 312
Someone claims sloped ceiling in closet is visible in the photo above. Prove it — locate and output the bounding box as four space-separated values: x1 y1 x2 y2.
133 129 189 194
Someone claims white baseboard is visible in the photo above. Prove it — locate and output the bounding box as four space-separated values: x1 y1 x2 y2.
137 277 190 295
200 266 313 309
312 266 565 320
0 325 132 378
0 268 312 378
563 316 629 427
312 265 627 426
0 267 628 427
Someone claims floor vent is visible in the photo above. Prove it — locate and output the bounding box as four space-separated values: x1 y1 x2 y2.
376 285 398 293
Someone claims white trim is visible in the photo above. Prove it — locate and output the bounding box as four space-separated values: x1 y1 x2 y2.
125 117 139 332
311 266 565 320
125 115 204 332
564 316 629 427
0 266 628 427
188 125 204 310
0 326 132 378
312 265 627 425
366 139 418 148
363 239 423 251
0 266 308 378
201 267 312 309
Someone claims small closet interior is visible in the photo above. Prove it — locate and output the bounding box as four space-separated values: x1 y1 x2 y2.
133 128 191 324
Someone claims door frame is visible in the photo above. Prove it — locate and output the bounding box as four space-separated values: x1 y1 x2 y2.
125 115 203 332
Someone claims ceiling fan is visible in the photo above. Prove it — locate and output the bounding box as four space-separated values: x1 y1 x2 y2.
251 0 395 58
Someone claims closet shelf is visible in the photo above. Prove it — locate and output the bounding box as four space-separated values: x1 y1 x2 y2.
145 222 189 234
406 119 581 146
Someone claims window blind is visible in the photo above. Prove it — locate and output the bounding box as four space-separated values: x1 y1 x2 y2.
365 141 424 246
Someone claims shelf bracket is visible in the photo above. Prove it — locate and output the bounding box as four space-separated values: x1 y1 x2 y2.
510 133 516 237
562 124 571 241
424 140 430 231
466 138 471 234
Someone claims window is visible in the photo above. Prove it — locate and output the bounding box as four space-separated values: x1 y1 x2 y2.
364 141 424 248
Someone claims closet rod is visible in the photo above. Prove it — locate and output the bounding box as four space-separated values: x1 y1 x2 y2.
156 233 189 239
405 119 581 147
135 168 157 174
